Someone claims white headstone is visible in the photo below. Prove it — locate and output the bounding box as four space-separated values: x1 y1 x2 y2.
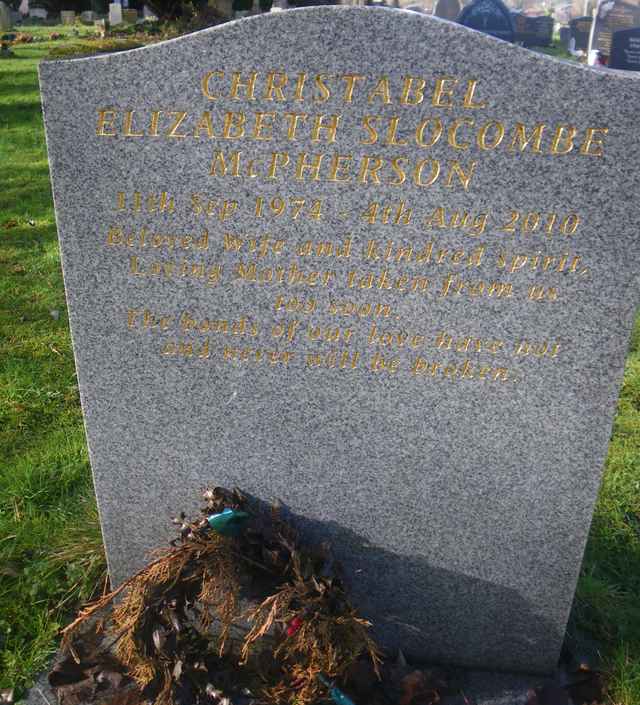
109 2 123 24
28 6 47 18
0 0 11 29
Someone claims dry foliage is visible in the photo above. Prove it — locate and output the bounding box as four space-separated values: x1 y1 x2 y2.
58 488 381 705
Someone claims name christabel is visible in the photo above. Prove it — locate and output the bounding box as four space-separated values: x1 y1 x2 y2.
95 70 609 191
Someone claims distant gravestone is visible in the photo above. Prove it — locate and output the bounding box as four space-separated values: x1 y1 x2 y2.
590 0 640 57
28 5 47 18
40 7 640 674
122 7 138 22
532 14 554 45
433 0 460 20
511 10 529 41
512 12 553 46
569 15 593 49
0 0 11 29
60 10 76 23
458 0 515 41
559 24 571 46
108 1 123 23
609 25 640 66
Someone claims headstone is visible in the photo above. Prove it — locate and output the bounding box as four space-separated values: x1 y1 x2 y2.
81 10 95 21
458 0 515 41
28 5 47 18
19 0 28 15
39 6 640 674
590 0 640 58
0 0 11 29
559 24 571 46
532 14 554 45
512 11 553 46
433 0 460 20
60 9 76 23
609 25 640 66
109 1 123 23
569 14 592 49
122 7 138 22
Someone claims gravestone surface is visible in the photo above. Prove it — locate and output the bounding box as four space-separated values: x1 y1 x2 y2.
559 24 571 46
569 14 593 49
590 0 640 57
433 0 460 21
609 25 640 66
40 6 640 674
458 0 515 41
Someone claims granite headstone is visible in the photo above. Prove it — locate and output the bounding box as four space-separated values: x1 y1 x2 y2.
569 14 593 49
559 24 571 47
609 25 640 67
40 6 640 674
590 0 640 57
458 0 515 42
433 0 460 21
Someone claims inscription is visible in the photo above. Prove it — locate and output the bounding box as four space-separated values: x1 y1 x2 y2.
93 68 602 387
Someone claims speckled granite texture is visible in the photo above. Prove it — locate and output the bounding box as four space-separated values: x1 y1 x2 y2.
39 7 640 674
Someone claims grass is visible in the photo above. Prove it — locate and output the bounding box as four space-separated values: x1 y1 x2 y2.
0 26 639 704
0 27 109 695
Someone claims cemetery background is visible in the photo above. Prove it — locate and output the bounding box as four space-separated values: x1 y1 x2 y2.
0 13 640 705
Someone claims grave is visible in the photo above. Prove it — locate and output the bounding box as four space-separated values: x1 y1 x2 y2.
589 0 640 58
569 14 592 50
0 0 11 30
122 7 138 22
512 12 553 46
60 9 76 23
39 6 640 674
458 0 515 42
433 0 460 21
609 25 640 67
108 1 122 23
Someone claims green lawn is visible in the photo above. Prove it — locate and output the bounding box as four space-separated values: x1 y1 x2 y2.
0 29 639 703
